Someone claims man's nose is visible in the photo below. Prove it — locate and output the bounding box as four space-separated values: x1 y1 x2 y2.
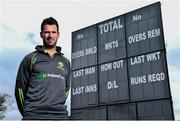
48 32 53 37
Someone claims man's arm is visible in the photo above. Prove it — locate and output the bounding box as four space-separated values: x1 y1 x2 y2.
14 55 31 116
65 61 71 99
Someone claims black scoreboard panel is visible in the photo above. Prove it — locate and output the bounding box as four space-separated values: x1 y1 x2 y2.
71 66 98 109
137 99 174 119
98 16 126 64
72 25 97 70
128 51 170 101
71 2 174 120
71 106 107 120
99 59 129 104
126 2 165 57
71 99 173 120
107 103 137 120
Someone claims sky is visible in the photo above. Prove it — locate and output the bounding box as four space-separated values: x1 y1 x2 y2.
0 0 180 120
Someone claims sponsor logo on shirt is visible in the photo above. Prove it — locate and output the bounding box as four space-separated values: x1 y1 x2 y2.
38 71 65 80
38 71 47 80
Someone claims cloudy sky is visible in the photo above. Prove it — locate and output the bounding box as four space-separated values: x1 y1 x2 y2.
0 0 180 120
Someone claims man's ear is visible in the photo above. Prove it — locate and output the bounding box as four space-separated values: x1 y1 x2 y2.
40 32 42 38
58 32 60 38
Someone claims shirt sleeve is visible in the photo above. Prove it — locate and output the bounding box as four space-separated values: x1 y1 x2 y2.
14 55 31 116
65 60 71 99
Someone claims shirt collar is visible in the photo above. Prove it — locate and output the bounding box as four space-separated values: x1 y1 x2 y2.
35 45 64 55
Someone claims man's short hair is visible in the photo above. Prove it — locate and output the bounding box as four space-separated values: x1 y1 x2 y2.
41 17 59 32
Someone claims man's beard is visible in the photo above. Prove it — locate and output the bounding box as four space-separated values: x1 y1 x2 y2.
43 39 57 49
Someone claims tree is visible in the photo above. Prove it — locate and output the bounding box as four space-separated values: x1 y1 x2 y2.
0 93 12 119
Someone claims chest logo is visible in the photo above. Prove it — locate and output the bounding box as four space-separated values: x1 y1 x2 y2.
57 61 65 70
38 71 47 80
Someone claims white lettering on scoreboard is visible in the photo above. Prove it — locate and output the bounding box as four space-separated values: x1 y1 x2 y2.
100 60 124 72
104 40 119 51
107 81 119 90
77 34 84 40
99 18 123 34
130 51 165 85
72 46 97 59
73 66 96 78
72 66 97 96
72 84 97 95
133 14 142 22
128 28 161 44
130 51 161 66
100 60 124 90
130 72 165 85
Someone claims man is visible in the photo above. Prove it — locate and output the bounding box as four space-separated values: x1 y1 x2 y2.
15 17 70 120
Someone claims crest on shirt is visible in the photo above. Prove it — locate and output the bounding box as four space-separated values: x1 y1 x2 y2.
57 61 65 70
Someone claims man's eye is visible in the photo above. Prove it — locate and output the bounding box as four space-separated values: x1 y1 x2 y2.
44 31 49 34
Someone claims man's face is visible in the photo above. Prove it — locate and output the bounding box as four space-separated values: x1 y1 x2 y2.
40 24 59 48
